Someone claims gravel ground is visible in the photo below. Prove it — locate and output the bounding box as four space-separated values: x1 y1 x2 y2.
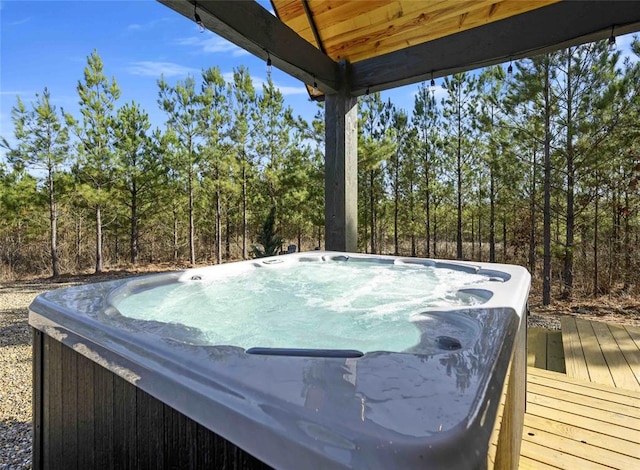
0 272 628 468
0 280 51 470
0 274 127 470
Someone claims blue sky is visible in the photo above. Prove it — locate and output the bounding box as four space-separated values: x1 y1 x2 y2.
0 0 422 157
1 0 637 161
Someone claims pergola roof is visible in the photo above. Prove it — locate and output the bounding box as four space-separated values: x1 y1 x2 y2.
158 0 640 98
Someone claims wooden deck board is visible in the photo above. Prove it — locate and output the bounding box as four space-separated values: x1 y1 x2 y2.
624 324 640 351
527 368 640 407
527 327 547 369
560 316 590 380
546 330 565 373
520 318 640 469
522 366 640 469
576 318 616 386
519 439 614 469
527 381 640 418
558 316 640 391
526 327 565 373
608 325 640 385
518 454 562 470
525 413 640 460
591 321 640 391
522 425 640 469
527 390 640 431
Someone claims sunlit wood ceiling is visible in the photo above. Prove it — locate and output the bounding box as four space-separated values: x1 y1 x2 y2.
158 1 640 98
272 0 560 63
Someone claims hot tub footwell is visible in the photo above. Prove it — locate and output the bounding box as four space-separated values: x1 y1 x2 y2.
32 329 273 470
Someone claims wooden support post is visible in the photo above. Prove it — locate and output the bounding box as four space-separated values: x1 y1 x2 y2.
325 60 357 252
494 314 526 469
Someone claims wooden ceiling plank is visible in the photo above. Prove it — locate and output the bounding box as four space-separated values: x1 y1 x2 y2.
315 0 497 39
302 0 325 52
315 1 422 38
310 0 394 24
272 0 306 21
322 0 555 62
156 0 339 93
329 1 554 62
351 1 640 95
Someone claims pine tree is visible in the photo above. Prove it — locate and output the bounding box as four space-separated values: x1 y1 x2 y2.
66 50 121 274
230 66 259 259
412 82 442 256
112 101 161 264
441 72 479 260
359 93 394 253
199 66 230 264
251 206 282 257
1 88 69 277
158 74 202 265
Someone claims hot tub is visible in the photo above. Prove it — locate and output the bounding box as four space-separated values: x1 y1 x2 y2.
29 252 530 469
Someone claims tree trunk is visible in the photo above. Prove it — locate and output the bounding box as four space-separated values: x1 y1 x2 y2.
95 204 103 274
623 189 631 290
503 212 507 262
242 160 248 260
75 214 82 269
425 152 431 257
48 168 60 278
543 58 552 306
370 170 376 254
478 209 482 260
456 117 463 260
215 168 222 265
529 148 537 275
130 184 138 265
225 210 231 261
393 152 400 255
593 181 599 296
173 206 179 262
410 180 416 257
489 167 496 263
115 231 120 264
563 54 574 300
188 165 195 265
471 214 475 260
432 204 438 258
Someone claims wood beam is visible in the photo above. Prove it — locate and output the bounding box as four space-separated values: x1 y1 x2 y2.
324 61 357 252
351 1 640 95
156 0 339 94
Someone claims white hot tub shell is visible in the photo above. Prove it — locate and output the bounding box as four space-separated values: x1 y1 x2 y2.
29 252 530 469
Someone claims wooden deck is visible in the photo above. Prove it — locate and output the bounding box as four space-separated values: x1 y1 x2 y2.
521 317 640 469
561 316 640 392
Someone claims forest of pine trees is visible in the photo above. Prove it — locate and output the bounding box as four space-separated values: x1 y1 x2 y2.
1 39 639 305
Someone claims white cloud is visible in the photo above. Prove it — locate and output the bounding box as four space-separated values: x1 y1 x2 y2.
0 90 33 96
127 61 199 78
252 77 308 96
127 17 171 32
9 17 31 26
276 85 308 96
176 36 249 57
